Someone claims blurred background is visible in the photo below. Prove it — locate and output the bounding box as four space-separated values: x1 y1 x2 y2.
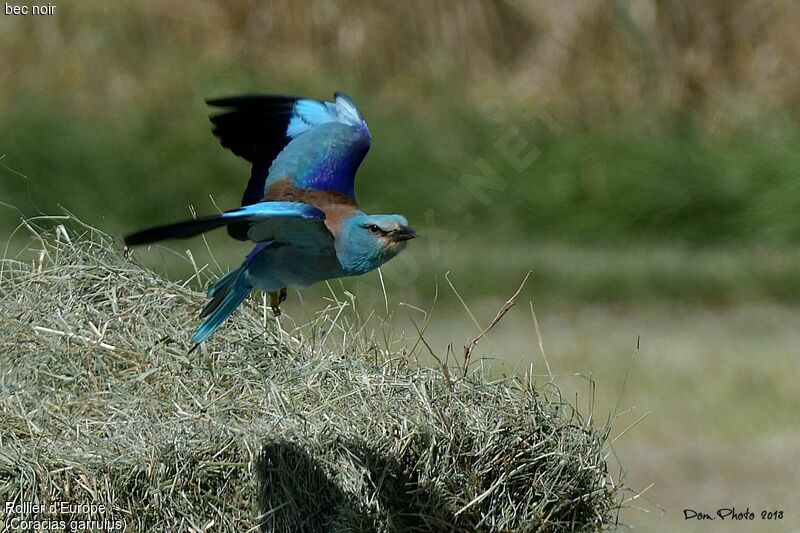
1 1 799 530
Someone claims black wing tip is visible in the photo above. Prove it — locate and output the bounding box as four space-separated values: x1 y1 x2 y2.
204 95 304 168
123 227 171 247
123 230 152 247
123 216 227 247
205 94 301 109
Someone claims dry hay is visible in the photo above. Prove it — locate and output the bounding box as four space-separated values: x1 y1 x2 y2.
0 216 624 531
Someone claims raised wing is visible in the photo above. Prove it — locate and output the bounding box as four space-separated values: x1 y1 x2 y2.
124 201 334 254
207 92 371 205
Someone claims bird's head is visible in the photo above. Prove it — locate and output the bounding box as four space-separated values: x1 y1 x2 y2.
336 213 417 275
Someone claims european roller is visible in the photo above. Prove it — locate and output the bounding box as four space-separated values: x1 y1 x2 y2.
124 93 417 345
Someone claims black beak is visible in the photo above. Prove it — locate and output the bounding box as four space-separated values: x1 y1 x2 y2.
390 226 418 241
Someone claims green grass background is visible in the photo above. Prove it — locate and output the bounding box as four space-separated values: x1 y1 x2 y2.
2 1 800 531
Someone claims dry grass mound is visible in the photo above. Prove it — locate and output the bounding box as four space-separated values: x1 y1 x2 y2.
0 217 623 532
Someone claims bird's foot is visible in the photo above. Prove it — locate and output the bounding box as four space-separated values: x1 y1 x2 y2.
269 288 287 316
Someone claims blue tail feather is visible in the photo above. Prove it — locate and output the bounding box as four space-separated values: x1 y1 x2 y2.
193 242 273 345
192 267 252 345
207 269 240 298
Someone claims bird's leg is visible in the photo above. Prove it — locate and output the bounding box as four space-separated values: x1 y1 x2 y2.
269 289 287 316
269 291 281 316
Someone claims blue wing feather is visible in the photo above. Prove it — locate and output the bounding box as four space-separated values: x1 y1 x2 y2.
124 201 330 252
267 121 370 198
208 92 371 204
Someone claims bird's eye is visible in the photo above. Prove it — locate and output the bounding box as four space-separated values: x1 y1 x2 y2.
368 224 382 234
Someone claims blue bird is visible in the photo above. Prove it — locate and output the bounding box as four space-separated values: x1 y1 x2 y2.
125 93 417 345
